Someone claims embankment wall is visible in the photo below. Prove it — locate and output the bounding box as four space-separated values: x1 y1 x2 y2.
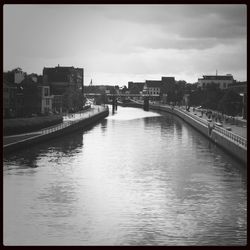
121 103 247 165
4 109 109 154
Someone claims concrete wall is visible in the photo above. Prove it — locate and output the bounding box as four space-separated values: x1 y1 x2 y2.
4 108 109 154
150 105 209 138
211 130 247 164
123 102 246 165
155 105 246 165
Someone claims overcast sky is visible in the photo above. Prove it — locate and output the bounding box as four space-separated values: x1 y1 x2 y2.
4 4 247 86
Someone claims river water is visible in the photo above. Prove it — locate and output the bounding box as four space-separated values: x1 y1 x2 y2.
3 106 247 246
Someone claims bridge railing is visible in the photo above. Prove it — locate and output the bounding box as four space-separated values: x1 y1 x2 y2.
213 125 247 148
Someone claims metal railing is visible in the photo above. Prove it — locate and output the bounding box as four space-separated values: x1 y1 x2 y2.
176 107 208 126
41 106 108 135
178 107 247 148
150 104 247 149
213 125 247 148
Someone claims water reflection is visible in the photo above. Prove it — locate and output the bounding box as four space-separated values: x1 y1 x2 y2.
100 119 108 134
3 107 246 246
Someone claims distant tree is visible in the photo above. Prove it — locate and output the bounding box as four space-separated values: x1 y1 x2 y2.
202 83 223 110
121 86 128 93
189 88 204 106
218 89 243 116
21 78 40 116
11 67 23 73
130 86 140 94
63 87 84 112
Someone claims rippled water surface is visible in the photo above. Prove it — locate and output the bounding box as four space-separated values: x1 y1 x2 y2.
3 106 247 246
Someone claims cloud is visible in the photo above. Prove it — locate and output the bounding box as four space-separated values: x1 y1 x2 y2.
3 4 247 85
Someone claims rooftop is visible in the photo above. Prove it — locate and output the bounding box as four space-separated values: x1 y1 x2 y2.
146 80 162 88
199 75 234 81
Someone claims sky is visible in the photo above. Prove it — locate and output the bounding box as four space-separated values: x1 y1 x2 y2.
3 4 247 86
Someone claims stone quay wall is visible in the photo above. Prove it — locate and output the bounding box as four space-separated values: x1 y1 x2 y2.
4 107 109 154
121 102 247 165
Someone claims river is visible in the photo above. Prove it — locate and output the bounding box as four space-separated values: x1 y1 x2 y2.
3 106 247 246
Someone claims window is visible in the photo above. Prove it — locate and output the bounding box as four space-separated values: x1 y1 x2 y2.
46 99 50 106
223 82 226 88
44 87 49 96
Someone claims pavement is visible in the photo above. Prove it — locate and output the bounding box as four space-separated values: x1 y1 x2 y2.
179 106 247 139
130 100 247 139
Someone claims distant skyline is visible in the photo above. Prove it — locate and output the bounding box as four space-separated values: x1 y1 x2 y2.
4 4 247 86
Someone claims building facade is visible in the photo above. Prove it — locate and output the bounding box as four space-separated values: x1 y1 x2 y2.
52 95 63 114
145 81 161 95
43 65 84 95
128 82 145 94
161 77 176 94
38 86 53 114
197 74 235 89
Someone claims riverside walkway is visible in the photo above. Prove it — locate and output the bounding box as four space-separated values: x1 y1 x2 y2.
167 105 247 139
124 100 247 163
3 105 108 147
129 100 247 140
181 106 247 139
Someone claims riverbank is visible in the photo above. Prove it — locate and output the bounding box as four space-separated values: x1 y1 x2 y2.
119 102 247 165
3 115 63 136
3 105 109 154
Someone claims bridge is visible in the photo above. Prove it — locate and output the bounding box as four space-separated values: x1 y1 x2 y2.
85 93 160 98
84 93 155 111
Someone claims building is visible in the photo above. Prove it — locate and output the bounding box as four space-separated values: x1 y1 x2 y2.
43 65 84 95
145 80 161 95
197 74 235 90
161 77 176 94
143 80 162 101
128 81 145 94
52 95 63 114
38 86 53 114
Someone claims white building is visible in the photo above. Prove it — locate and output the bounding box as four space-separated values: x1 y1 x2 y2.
39 86 53 114
197 74 235 90
144 80 161 95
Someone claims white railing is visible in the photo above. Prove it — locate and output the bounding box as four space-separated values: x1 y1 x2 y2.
214 125 247 148
150 104 247 149
176 107 208 126
178 107 247 148
41 120 72 135
41 106 108 135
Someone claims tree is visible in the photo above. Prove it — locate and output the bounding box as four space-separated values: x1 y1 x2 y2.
11 67 23 73
62 87 84 112
202 83 223 110
218 89 243 116
189 88 204 106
